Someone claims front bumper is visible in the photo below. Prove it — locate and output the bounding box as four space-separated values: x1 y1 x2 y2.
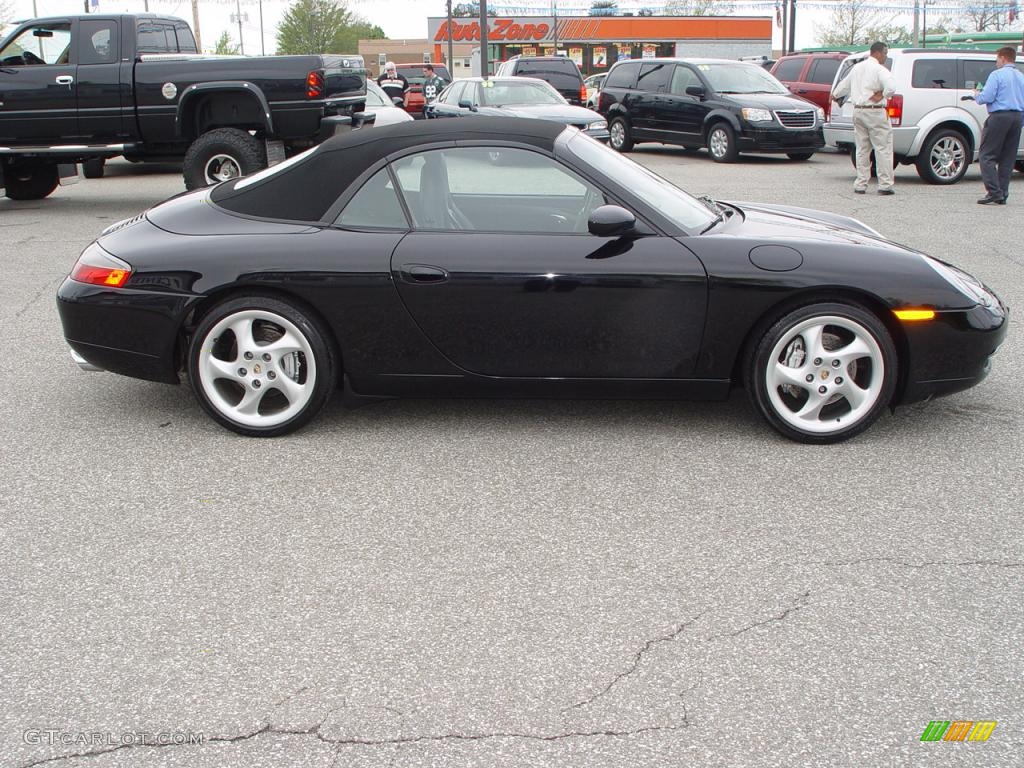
738 125 825 154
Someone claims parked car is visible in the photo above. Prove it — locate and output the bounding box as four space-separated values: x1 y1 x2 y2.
363 81 414 127
395 63 451 119
770 51 847 117
0 13 366 197
599 58 825 162
741 55 776 71
57 117 1007 444
824 48 1024 184
426 77 608 139
495 55 586 105
584 72 607 109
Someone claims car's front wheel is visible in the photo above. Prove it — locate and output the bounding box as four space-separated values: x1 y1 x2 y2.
746 302 897 443
707 123 738 163
608 117 634 152
916 129 969 185
82 157 106 179
187 296 337 436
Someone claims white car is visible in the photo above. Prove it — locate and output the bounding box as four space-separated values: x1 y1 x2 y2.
362 80 414 127
824 48 1024 184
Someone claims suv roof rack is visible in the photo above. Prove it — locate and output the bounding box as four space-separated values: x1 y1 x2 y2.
894 47 992 54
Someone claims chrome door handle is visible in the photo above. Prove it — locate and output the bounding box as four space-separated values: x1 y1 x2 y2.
55 75 74 86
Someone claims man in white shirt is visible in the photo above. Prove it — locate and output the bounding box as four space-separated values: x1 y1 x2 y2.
832 42 897 195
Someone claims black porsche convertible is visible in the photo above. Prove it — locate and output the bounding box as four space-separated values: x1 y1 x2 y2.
57 118 1008 443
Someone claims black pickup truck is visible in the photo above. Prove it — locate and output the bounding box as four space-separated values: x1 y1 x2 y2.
0 13 365 199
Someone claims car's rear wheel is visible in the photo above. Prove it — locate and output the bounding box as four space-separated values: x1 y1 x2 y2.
187 296 337 436
82 157 106 179
916 129 969 185
2 161 59 200
787 152 814 161
707 123 738 163
746 302 897 443
1015 160 1024 174
183 128 267 190
608 117 634 152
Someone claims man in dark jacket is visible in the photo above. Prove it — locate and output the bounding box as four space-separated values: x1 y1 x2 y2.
377 61 409 105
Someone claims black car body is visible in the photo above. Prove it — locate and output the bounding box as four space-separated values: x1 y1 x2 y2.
495 55 586 105
425 77 608 139
57 118 1007 443
0 13 365 196
599 57 826 162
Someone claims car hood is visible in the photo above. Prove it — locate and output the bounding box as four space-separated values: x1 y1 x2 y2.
480 104 602 123
718 92 817 111
724 200 904 248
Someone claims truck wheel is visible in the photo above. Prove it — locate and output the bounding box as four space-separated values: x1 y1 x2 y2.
3 162 60 200
183 128 267 190
82 157 106 179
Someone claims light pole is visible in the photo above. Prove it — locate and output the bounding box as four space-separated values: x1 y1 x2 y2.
446 0 454 72
479 0 489 78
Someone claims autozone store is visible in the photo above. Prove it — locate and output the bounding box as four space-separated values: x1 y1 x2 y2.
427 15 772 77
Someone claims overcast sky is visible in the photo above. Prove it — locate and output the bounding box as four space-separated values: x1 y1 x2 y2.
8 1 878 54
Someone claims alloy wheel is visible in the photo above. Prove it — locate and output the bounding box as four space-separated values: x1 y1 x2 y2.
609 121 625 149
929 136 966 181
709 128 728 159
204 154 242 184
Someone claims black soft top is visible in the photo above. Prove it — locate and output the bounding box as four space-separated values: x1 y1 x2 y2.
211 117 567 222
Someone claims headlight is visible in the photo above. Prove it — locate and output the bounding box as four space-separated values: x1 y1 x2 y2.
741 108 773 123
816 107 826 123
921 256 995 307
588 120 607 131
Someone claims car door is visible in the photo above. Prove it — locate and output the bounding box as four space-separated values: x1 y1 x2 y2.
631 62 672 136
75 17 124 141
803 57 841 113
0 19 77 142
388 144 707 378
772 56 807 97
429 81 468 118
657 64 706 143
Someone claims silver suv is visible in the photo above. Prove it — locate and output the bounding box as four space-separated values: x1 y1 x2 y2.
824 48 1024 184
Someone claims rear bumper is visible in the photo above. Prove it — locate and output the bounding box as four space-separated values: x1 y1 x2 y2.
738 126 825 153
824 122 920 157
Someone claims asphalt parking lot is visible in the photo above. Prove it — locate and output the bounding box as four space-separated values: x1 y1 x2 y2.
1 149 1021 768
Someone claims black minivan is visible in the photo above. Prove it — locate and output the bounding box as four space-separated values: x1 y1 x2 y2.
495 55 586 105
598 58 826 162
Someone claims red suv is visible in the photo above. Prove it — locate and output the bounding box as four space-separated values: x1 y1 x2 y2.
770 52 847 118
395 63 452 119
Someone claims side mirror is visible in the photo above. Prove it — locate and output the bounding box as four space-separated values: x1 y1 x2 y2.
458 99 477 112
588 205 636 237
685 85 706 99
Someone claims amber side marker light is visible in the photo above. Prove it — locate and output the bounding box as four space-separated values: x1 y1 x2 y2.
893 308 936 321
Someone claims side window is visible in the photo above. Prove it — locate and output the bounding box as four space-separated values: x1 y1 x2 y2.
79 20 118 66
0 23 72 66
391 147 605 233
443 81 465 105
962 59 996 90
912 59 956 89
605 62 638 89
137 22 174 54
175 23 198 53
773 57 805 82
807 58 840 85
637 62 672 93
336 168 408 230
670 66 700 95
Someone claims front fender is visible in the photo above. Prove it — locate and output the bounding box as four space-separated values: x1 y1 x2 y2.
175 81 274 138
702 109 741 135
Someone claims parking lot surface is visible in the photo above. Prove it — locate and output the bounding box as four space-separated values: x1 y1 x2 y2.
1 151 1021 767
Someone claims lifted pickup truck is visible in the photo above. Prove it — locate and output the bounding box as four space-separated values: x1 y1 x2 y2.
0 13 365 199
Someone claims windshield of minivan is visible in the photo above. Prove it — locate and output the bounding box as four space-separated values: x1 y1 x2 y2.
700 63 789 94
564 131 715 232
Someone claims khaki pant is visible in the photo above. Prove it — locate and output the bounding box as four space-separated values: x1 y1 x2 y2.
853 108 894 191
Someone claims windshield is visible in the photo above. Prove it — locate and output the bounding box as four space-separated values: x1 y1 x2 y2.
478 80 566 107
564 131 715 232
365 80 391 107
699 63 789 94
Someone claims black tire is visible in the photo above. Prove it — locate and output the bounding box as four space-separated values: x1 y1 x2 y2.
787 152 814 161
1015 160 1024 174
187 295 338 437
707 122 739 163
183 128 267 190
915 129 969 185
3 162 59 200
608 117 634 152
681 145 701 153
744 302 897 444
82 157 106 179
849 147 878 178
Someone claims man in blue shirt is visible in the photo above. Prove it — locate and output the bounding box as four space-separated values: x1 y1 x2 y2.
974 47 1024 205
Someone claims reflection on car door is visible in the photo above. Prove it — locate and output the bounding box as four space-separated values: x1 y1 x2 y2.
0 19 77 141
631 62 673 137
655 64 706 143
388 145 708 378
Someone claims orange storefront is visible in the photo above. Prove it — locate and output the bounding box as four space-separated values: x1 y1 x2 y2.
427 15 772 76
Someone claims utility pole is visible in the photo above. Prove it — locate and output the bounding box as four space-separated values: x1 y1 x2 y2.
781 0 788 55
479 0 488 78
233 0 245 56
552 1 558 53
787 0 796 56
912 0 920 47
259 0 265 56
191 0 203 51
446 0 454 72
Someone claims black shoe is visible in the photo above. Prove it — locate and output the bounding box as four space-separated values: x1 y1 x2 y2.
878 188 895 195
853 188 866 194
977 195 1003 205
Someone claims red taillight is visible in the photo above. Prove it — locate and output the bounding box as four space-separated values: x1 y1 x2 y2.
306 70 325 100
70 244 132 288
580 83 587 103
886 93 903 126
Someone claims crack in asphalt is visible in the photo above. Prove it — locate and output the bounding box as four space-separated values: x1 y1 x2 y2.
811 557 1023 569
562 609 708 712
718 591 811 638
15 723 683 767
11 276 62 320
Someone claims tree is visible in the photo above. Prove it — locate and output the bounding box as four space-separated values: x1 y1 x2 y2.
451 3 497 17
814 0 896 47
958 0 1012 32
0 0 13 24
663 0 736 16
589 1 619 16
214 31 241 55
276 0 382 55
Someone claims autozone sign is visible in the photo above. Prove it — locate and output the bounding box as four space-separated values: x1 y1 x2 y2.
430 17 554 43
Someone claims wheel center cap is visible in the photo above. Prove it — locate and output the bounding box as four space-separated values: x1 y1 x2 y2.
253 363 262 374
820 370 830 380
